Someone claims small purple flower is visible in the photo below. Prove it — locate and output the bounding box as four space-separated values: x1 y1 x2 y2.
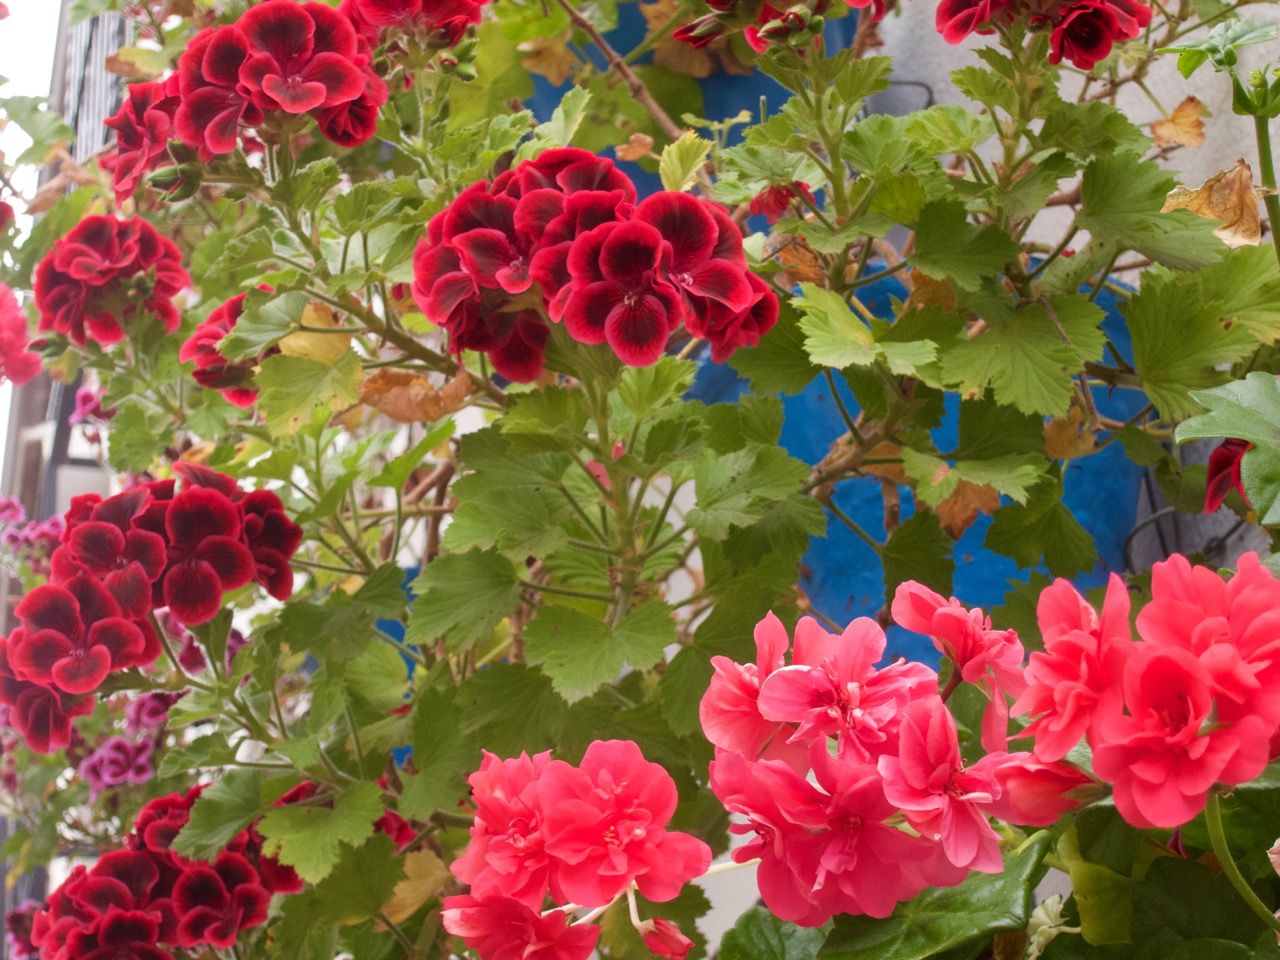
5 900 40 960
78 736 154 798
0 497 25 525
226 627 250 672
68 385 113 425
124 691 184 734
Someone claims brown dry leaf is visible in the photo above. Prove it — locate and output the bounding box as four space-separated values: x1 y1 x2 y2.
904 270 957 311
1151 96 1207 149
615 133 656 163
1044 402 1097 460
1162 159 1269 249
178 441 216 465
518 30 575 87
861 440 907 484
642 0 715 78
360 369 474 423
380 849 449 926
935 480 1001 538
763 233 826 286
27 150 100 214
279 302 351 364
104 45 168 79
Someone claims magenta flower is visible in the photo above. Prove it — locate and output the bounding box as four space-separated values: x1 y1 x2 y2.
538 739 711 907
79 736 155 799
125 692 183 734
876 697 1004 874
699 610 796 762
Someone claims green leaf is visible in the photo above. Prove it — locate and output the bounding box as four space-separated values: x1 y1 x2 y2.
0 95 76 165
984 474 1096 577
307 833 404 924
405 550 522 653
617 357 697 421
205 225 277 279
256 352 362 437
369 420 457 489
721 907 827 960
172 770 266 861
1242 443 1280 525
447 21 535 129
456 662 568 757
904 105 996 156
880 511 954 601
398 687 477 819
106 403 169 474
1130 857 1271 945
257 782 385 885
908 201 1022 291
1125 273 1258 421
517 85 592 160
687 445 810 540
953 395 1046 460
1034 102 1148 160
730 298 826 396
220 288 313 361
1159 19 1280 76
820 833 1052 960
1177 372 1280 448
524 602 676 703
276 158 341 213
901 449 1044 506
659 130 714 193
793 284 877 368
1077 155 1224 270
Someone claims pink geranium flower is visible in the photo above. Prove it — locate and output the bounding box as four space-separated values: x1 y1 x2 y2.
1012 574 1132 762
0 283 40 388
699 610 795 762
442 895 599 960
877 697 1004 874
977 752 1100 827
891 582 1026 751
539 740 710 907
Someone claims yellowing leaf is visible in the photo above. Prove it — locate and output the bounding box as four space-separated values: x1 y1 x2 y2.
1162 159 1269 249
904 269 957 311
615 133 656 162
104 45 169 79
1043 402 1097 460
518 30 575 87
379 848 448 926
934 480 1001 538
278 302 351 364
1150 96 1207 149
359 369 474 423
643 0 715 78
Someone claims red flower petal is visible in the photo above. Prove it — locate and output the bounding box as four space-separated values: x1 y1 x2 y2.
51 646 111 695
634 192 718 272
162 561 225 626
165 487 243 548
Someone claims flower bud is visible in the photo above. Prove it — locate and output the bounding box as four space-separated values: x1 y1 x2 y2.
638 918 694 960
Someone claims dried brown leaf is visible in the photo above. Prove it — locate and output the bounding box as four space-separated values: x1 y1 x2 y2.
934 480 1001 538
518 30 575 88
763 233 826 286
904 269 957 311
360 369 474 423
1162 159 1268 249
615 133 656 163
862 441 907 483
1043 402 1097 460
1151 96 1207 149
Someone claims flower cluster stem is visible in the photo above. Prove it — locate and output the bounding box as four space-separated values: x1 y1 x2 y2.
1204 793 1280 933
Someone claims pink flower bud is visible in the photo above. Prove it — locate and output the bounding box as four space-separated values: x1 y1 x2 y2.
639 918 694 960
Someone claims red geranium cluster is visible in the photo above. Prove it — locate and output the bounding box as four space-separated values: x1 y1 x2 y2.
30 785 301 960
179 287 276 409
0 464 301 754
175 0 388 159
937 0 1152 70
33 215 189 348
411 148 778 380
443 739 711 960
103 78 181 207
1015 554 1280 828
338 0 489 48
702 606 1092 926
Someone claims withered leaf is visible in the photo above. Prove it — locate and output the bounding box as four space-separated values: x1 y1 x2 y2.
1043 402 1097 460
518 30 575 88
379 848 448 926
1162 158 1268 249
903 269 957 311
615 133 656 163
763 233 826 286
279 302 351 364
861 440 907 484
1151 96 1207 149
360 369 474 423
934 480 1001 539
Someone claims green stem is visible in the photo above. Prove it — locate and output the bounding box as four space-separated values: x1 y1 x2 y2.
519 580 614 602
820 497 882 553
1254 114 1280 271
1205 794 1280 933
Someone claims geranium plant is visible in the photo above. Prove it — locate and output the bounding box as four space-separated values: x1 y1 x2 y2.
1 0 1280 958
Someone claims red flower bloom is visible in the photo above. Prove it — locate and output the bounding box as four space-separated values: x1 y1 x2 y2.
158 487 257 625
935 0 1008 43
237 1 367 114
749 182 815 224
33 215 189 347
239 489 303 602
1205 437 1251 512
103 79 180 206
977 752 1100 826
175 25 262 159
442 895 599 960
1049 0 1124 70
63 909 173 960
172 853 271 949
639 918 694 960
0 200 15 231
8 577 148 694
700 270 780 363
700 610 798 763
0 282 41 387
0 637 93 754
538 740 711 907
179 289 272 408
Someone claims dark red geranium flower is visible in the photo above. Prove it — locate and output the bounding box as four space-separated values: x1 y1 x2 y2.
1049 0 1123 69
749 182 816 224
313 47 388 148
159 487 256 625
64 908 173 960
338 0 383 43
179 289 272 408
131 789 202 854
935 0 1009 42
173 853 271 949
175 25 263 159
237 0 366 114
1103 0 1152 35
239 489 303 601
8 577 148 694
518 147 638 199
103 79 181 206
0 637 93 754
353 0 486 46
33 215 189 347
563 220 684 366
66 851 160 915
1205 438 1251 513
700 271 780 362
49 520 166 620
376 809 418 850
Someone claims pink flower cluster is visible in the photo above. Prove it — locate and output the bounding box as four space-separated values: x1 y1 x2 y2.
0 464 301 754
174 0 388 161
31 785 302 960
78 735 156 799
937 0 1152 70
1015 554 1280 828
411 148 778 381
0 282 40 387
444 739 711 960
33 215 189 348
702 610 1089 926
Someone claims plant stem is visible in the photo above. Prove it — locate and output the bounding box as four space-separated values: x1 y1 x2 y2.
1204 794 1280 933
1253 114 1280 270
820 496 882 553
